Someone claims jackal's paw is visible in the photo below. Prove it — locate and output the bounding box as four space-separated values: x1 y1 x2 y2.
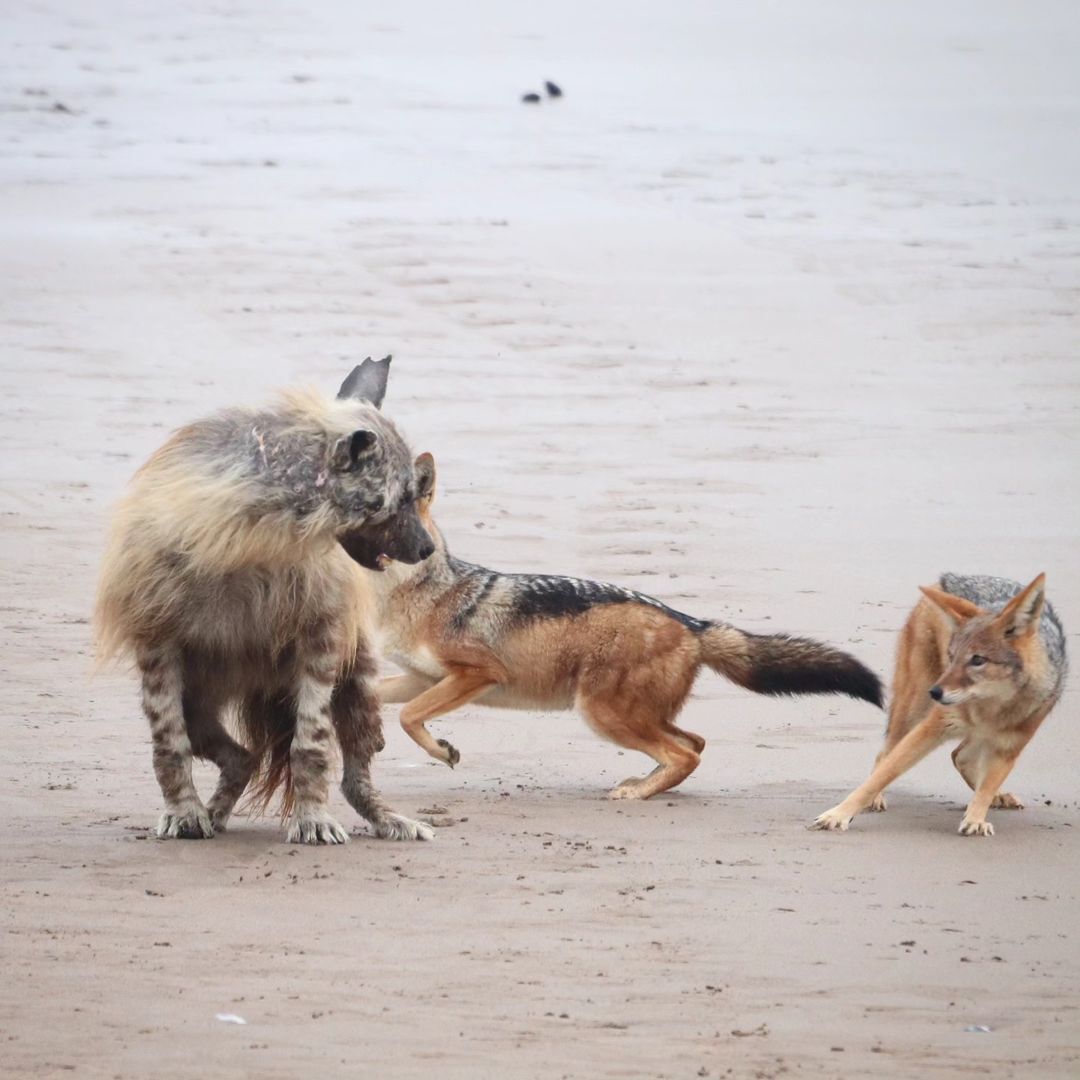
156 803 214 840
286 810 349 845
958 817 994 837
436 738 461 769
868 793 888 813
991 792 1023 810
809 806 854 832
374 813 435 842
608 780 647 800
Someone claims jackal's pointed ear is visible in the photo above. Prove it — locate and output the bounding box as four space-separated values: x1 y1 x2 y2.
994 573 1046 638
337 355 391 408
414 452 437 501
330 429 377 472
918 585 982 625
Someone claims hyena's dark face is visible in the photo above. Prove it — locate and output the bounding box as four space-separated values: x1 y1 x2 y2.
328 357 434 571
338 503 433 571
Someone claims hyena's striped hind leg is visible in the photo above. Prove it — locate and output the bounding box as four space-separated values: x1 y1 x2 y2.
137 645 213 839
183 686 257 832
333 668 434 841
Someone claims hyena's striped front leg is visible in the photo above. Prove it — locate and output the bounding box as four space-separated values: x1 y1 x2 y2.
333 669 434 842
287 657 349 845
138 645 213 839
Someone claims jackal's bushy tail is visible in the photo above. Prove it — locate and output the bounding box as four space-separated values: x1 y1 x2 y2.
699 624 883 707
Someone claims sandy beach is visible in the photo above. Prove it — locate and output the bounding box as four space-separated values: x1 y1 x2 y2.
2 2 1078 1076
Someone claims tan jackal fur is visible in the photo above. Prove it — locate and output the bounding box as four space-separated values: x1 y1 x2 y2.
812 573 1067 837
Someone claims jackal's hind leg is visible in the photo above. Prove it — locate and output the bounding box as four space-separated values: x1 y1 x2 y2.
333 671 433 841
951 742 1023 811
139 646 213 839
580 698 701 800
868 749 894 813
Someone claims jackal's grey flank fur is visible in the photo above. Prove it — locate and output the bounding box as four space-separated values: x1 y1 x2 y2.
95 358 434 844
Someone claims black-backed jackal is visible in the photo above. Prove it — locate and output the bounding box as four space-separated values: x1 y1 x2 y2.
367 454 882 801
812 573 1066 837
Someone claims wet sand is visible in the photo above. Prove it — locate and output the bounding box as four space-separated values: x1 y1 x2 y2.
2 3 1078 1076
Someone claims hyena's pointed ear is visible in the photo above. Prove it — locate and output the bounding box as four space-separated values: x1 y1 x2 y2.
337 355 392 408
918 585 982 625
414 452 437 501
994 573 1046 638
330 429 378 472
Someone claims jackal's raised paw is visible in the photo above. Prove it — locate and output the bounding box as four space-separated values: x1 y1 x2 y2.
991 792 1023 810
156 802 214 840
958 817 994 837
374 814 435 842
286 810 349 845
810 806 854 832
436 738 460 769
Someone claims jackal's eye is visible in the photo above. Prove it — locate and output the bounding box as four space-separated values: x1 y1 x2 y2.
969 654 987 667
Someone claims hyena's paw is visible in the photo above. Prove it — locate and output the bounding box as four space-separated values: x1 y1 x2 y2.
608 779 647 800
374 813 435 842
868 792 888 813
156 802 214 840
958 817 994 837
436 738 461 769
286 810 349 845
208 804 236 833
991 792 1023 810
809 805 854 832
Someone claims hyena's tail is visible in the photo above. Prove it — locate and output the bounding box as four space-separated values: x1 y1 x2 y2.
236 694 299 818
698 623 883 707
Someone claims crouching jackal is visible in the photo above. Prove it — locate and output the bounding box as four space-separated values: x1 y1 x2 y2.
94 358 436 844
812 573 1067 837
368 454 883 800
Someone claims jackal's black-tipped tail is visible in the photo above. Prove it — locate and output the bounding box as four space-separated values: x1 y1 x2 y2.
699 623 883 707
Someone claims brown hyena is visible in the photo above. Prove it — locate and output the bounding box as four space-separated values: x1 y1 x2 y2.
94 357 436 844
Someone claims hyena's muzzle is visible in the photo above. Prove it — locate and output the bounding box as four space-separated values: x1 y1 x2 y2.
338 500 434 572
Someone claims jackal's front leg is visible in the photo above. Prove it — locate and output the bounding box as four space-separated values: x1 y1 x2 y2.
811 710 949 832
398 669 497 768
138 645 213 839
378 673 437 704
333 670 433 841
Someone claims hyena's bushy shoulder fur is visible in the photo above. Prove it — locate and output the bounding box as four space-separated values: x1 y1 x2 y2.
95 387 408 666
